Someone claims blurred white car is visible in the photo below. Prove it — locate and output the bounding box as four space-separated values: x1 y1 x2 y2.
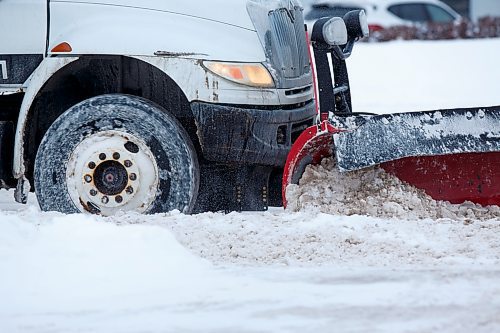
304 0 461 33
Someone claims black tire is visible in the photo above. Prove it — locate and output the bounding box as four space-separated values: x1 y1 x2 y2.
34 94 199 215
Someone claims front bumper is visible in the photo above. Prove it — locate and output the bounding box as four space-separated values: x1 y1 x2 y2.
191 101 317 167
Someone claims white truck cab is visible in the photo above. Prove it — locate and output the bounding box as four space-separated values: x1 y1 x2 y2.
0 0 316 214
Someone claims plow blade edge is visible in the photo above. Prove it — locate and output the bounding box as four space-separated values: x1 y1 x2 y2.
334 107 500 172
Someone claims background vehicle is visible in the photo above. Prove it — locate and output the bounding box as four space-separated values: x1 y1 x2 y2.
0 0 315 215
304 0 461 32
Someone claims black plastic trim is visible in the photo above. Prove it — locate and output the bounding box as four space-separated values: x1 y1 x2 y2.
191 101 316 166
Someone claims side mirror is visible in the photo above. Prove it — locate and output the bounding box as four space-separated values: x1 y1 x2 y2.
343 10 369 40
311 17 348 46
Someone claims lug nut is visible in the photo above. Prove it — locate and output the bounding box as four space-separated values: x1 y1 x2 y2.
99 153 107 161
129 173 137 181
89 189 97 196
124 160 133 168
84 175 93 183
113 152 120 160
125 186 134 195
101 196 109 204
88 162 96 169
115 195 123 203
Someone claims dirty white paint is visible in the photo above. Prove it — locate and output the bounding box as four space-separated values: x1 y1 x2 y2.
49 1 265 62
51 0 256 30
134 56 286 105
13 57 79 178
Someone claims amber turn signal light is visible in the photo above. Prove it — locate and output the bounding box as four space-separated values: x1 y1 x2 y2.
51 42 73 53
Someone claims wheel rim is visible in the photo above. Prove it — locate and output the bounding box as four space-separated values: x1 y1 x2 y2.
66 130 159 215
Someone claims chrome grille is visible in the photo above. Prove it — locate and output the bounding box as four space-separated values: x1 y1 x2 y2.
268 6 310 79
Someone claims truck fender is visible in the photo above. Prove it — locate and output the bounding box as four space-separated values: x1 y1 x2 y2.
13 57 79 178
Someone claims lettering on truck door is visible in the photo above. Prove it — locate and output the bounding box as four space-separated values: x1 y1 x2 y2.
0 61 7 80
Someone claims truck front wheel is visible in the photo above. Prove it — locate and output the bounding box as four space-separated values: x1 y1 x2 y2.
34 94 199 216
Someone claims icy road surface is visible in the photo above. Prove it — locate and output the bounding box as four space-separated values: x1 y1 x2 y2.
1 192 499 333
1 39 500 332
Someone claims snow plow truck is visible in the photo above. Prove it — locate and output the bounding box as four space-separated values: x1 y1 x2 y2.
0 0 498 216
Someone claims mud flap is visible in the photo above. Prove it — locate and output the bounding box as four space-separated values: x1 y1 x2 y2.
194 163 273 213
333 107 500 171
0 121 15 189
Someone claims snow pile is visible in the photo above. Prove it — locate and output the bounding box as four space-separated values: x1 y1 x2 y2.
109 209 500 268
1 203 500 333
0 211 214 310
286 158 499 221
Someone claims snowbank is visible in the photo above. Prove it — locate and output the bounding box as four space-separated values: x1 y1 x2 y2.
1 203 500 333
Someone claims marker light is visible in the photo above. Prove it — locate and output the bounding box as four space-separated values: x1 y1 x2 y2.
51 42 73 53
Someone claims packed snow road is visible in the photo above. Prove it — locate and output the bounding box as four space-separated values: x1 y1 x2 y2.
1 39 500 332
1 192 499 333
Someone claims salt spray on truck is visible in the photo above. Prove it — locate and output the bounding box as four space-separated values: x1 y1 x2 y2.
0 0 316 215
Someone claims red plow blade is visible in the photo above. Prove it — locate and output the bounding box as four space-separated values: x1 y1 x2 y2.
282 121 337 208
382 152 500 207
283 121 500 208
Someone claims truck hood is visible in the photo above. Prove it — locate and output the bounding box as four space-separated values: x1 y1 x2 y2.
52 0 256 30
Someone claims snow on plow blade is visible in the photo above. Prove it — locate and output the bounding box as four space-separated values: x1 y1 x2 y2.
283 107 500 207
333 107 500 172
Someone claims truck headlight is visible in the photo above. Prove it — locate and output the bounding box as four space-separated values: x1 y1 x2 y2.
203 61 275 88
